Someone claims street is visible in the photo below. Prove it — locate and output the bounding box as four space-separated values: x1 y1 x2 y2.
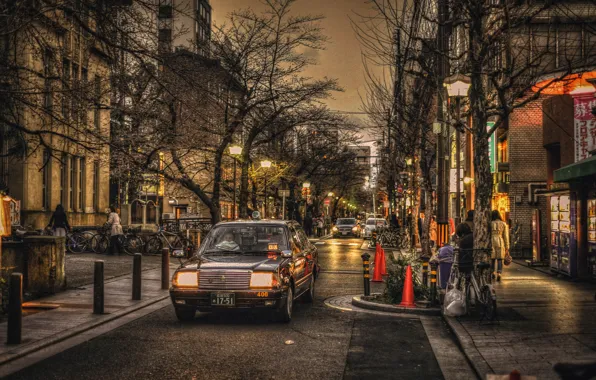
5 238 449 380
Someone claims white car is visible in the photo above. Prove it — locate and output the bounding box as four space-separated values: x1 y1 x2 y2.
363 218 388 239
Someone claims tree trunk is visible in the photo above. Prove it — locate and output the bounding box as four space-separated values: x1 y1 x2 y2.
239 156 250 218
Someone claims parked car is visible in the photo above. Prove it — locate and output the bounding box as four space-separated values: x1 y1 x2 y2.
169 218 319 322
332 218 361 238
363 218 388 239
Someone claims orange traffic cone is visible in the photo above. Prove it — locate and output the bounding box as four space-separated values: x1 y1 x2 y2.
371 244 383 282
398 265 416 308
379 246 388 276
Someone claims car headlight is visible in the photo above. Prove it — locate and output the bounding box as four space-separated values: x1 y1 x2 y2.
172 271 198 288
352 227 358 232
332 227 338 232
250 272 275 288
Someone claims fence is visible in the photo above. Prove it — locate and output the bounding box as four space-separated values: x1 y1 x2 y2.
161 218 213 234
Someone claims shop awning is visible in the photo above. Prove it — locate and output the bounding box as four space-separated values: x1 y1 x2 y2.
554 155 596 183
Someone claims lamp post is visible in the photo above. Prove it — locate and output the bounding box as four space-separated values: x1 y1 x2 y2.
444 73 471 225
303 181 311 221
261 160 272 218
229 145 242 220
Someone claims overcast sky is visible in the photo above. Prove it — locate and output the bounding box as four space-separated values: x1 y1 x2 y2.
212 0 375 118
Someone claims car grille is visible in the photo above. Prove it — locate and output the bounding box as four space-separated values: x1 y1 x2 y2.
198 270 252 290
339 227 353 231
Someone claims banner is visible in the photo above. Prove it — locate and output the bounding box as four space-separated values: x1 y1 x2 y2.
574 95 596 162
487 122 497 173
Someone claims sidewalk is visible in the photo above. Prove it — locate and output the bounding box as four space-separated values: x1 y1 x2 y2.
446 262 596 379
0 259 176 370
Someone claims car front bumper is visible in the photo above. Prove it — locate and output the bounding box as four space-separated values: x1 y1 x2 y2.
170 288 287 312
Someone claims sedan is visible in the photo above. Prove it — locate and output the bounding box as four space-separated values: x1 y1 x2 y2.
170 219 319 322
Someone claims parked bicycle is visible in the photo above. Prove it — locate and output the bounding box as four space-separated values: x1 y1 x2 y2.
66 229 92 253
144 225 193 255
90 224 144 255
377 227 410 249
449 248 497 322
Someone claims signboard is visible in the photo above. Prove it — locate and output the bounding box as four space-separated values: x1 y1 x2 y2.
449 169 464 193
487 122 497 173
278 190 290 197
324 199 330 206
573 94 596 162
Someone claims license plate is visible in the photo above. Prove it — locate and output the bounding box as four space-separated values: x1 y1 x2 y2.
342 232 348 235
211 293 235 306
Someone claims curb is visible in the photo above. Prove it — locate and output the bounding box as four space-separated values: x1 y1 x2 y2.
351 296 441 316
441 315 493 379
0 292 170 367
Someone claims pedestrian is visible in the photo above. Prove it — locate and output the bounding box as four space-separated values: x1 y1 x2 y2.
429 216 437 249
464 210 474 233
107 206 124 255
47 204 70 237
455 222 474 275
390 213 399 229
317 216 324 237
490 209 509 282
304 212 313 237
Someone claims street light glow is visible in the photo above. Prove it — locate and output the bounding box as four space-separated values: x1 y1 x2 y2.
261 160 272 168
303 181 311 188
444 73 471 97
229 145 242 155
328 192 334 197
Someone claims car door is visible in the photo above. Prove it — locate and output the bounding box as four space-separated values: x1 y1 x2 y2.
288 225 311 295
295 225 317 291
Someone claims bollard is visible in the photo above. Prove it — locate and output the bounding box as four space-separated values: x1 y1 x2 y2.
430 262 438 305
93 261 104 314
132 253 142 300
361 252 371 296
161 247 170 290
7 273 23 345
422 260 429 286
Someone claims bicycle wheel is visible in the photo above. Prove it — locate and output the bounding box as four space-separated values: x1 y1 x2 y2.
480 285 497 321
123 235 144 255
144 236 163 255
91 234 109 254
67 232 87 253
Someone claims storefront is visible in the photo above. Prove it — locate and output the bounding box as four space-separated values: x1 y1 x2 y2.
551 154 596 279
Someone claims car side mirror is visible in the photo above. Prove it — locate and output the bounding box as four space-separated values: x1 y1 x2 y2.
281 250 292 258
171 249 185 258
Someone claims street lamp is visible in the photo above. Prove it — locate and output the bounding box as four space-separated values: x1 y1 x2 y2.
229 145 242 219
261 160 273 218
444 73 471 224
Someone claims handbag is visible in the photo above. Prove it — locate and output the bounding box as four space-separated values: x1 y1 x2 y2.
504 253 512 266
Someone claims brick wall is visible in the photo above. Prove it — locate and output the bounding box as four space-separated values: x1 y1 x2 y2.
508 99 549 247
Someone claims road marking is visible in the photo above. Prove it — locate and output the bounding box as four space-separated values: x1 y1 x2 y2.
315 242 326 245
348 243 359 246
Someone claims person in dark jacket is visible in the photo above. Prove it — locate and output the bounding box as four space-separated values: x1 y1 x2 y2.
455 222 474 274
464 210 474 233
304 213 313 237
47 204 70 237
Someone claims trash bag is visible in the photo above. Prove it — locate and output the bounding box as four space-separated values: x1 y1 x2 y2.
443 288 466 317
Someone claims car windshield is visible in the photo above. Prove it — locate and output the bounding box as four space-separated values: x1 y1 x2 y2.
201 224 289 254
337 218 356 225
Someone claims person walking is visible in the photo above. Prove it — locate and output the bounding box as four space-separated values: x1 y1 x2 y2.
317 216 324 238
304 212 313 237
107 206 124 255
464 210 474 233
490 210 509 282
47 204 70 237
429 216 438 249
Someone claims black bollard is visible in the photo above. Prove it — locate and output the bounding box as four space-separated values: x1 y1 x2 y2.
7 273 23 345
430 262 438 305
422 261 429 286
161 248 170 290
132 253 142 300
361 252 371 296
93 261 104 314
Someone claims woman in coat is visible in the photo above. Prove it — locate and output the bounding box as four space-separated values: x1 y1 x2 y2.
107 206 123 255
47 204 70 237
429 216 438 249
490 210 509 282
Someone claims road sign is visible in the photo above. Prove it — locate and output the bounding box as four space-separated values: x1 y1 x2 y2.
278 190 290 197
324 199 330 206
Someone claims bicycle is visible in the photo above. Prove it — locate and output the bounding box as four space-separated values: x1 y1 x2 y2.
451 248 498 322
377 227 410 249
144 225 193 255
66 230 92 253
90 224 144 255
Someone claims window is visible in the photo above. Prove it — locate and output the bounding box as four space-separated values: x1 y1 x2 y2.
42 150 51 210
94 75 101 129
43 49 54 111
71 63 79 121
62 59 70 117
81 68 88 126
93 161 99 211
69 156 76 210
79 157 85 210
60 154 68 206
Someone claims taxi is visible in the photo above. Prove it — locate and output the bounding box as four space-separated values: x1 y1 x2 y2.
169 213 319 322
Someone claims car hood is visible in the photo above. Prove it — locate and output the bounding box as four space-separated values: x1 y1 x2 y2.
336 224 356 227
183 254 285 272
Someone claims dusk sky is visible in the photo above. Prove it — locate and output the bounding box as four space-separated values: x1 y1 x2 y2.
213 0 376 119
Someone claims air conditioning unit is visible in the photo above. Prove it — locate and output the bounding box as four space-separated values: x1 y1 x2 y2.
162 213 175 220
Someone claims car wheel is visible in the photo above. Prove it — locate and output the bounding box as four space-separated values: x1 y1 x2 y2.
303 274 315 303
175 307 196 322
278 286 293 323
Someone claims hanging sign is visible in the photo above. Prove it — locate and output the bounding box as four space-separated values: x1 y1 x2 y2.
573 94 596 162
487 122 497 173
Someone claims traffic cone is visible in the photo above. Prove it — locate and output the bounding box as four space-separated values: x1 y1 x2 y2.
379 246 388 276
371 244 383 282
398 265 416 308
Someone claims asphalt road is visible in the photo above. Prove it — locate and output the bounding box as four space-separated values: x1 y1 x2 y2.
7 237 445 380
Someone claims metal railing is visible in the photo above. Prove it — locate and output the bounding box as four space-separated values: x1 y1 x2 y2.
161 218 213 234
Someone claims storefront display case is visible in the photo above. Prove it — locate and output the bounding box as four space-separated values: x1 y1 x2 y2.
549 194 577 277
587 198 596 277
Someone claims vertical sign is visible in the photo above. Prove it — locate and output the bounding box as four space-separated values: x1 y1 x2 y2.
573 94 596 162
487 122 497 173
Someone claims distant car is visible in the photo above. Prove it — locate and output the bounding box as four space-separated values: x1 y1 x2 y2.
363 218 388 239
169 219 318 322
332 218 361 238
